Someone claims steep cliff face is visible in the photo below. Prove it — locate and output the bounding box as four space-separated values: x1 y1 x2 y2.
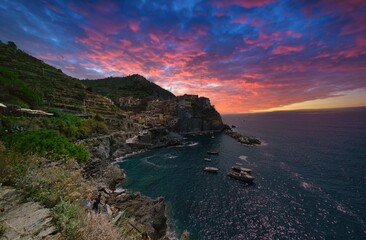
174 95 224 133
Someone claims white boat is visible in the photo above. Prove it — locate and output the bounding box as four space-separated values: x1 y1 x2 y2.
204 158 212 162
232 166 252 173
207 150 219 155
227 171 255 182
203 167 218 173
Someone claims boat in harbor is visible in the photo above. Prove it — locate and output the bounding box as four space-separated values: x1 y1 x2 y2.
232 166 252 173
228 165 254 182
227 171 254 182
204 158 212 162
204 167 218 173
207 150 219 155
235 162 243 166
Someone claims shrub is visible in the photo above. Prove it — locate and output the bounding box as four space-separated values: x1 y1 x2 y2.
2 129 88 163
94 114 103 122
45 110 86 140
54 200 81 239
79 213 122 240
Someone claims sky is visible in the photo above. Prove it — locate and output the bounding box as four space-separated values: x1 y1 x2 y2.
0 0 365 114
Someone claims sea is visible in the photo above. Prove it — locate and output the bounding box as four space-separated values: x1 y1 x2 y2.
118 107 366 240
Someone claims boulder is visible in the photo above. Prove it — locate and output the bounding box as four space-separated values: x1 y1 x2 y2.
109 192 168 240
0 186 60 239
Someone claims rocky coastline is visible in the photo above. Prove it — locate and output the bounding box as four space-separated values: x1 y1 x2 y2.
80 125 262 239
80 127 185 239
224 127 262 145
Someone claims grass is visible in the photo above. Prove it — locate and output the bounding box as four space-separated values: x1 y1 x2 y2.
54 200 81 239
1 129 89 163
0 142 143 240
0 66 43 108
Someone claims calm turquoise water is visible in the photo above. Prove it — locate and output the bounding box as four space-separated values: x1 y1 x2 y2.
119 107 366 239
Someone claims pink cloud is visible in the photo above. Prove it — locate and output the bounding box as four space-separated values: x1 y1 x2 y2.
149 33 160 44
212 0 275 8
129 20 140 32
272 45 305 55
231 15 248 24
285 30 302 38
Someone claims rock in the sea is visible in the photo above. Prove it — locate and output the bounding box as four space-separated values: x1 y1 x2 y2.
224 129 261 145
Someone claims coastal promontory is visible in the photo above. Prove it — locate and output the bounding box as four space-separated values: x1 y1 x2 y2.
0 41 225 239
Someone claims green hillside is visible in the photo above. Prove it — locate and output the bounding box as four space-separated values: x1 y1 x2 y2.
83 75 175 101
0 41 122 117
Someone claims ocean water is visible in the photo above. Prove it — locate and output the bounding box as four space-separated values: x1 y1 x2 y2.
118 107 366 239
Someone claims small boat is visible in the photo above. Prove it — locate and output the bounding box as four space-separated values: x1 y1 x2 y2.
231 125 236 128
211 135 215 139
204 158 212 162
232 166 252 173
227 171 255 182
235 162 243 166
207 150 219 155
204 167 218 173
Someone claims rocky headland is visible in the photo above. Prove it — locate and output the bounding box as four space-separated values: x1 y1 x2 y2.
224 127 262 145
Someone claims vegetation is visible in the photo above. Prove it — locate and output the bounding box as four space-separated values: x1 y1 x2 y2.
0 112 109 141
0 41 124 118
1 129 88 163
54 200 81 239
0 66 43 107
83 74 175 101
0 142 134 239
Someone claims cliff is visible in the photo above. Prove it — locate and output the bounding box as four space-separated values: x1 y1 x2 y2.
174 95 224 133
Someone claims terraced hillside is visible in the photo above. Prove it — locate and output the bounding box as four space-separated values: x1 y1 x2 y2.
0 41 122 118
83 75 176 110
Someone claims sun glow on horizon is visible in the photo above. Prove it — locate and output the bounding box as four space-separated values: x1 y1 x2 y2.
250 88 366 113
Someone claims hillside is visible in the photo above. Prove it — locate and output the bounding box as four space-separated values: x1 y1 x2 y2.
0 41 123 119
83 75 175 111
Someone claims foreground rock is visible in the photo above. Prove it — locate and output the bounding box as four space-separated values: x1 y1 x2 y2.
0 185 60 239
109 192 167 240
224 128 261 145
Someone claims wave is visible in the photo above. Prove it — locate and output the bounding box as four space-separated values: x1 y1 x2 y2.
144 158 177 169
238 155 248 162
279 161 365 227
164 154 178 159
258 139 268 146
186 142 199 147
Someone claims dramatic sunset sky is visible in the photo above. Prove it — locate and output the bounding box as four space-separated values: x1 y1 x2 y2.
1 0 365 113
